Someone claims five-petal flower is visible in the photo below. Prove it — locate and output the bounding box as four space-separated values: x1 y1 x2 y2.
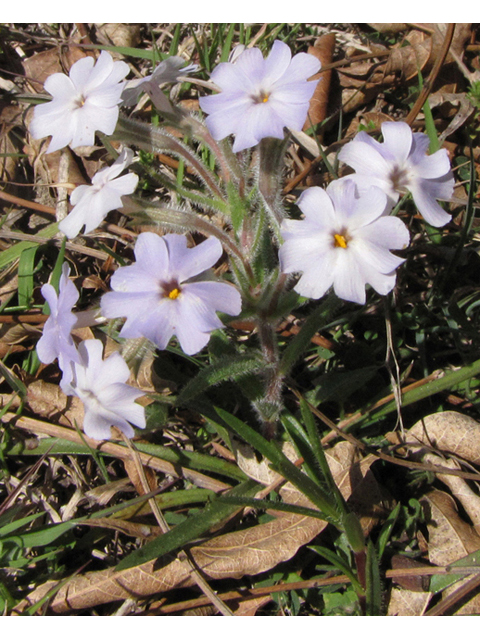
30 51 129 153
60 339 146 441
279 180 410 305
338 121 454 227
59 147 138 239
199 40 320 152
101 232 242 355
36 263 81 382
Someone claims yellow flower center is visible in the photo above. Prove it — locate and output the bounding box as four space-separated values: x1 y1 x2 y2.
168 287 181 300
253 90 270 104
334 234 348 249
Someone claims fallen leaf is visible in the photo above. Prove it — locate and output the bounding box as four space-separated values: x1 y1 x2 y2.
422 490 480 615
422 490 480 568
305 33 336 129
95 24 141 50
26 379 85 427
387 588 431 616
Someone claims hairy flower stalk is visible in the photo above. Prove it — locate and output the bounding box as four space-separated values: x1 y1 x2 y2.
256 315 285 440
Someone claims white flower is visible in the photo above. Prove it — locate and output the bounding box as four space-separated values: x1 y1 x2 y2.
101 232 242 355
279 180 410 305
36 263 81 383
61 339 146 441
59 147 138 239
199 40 320 152
30 51 129 153
338 121 455 227
121 56 198 109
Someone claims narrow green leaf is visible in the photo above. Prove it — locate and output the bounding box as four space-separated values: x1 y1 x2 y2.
215 407 339 522
5 436 245 482
310 545 362 592
0 223 58 270
177 354 263 405
17 245 38 308
115 478 260 571
359 358 480 427
220 23 236 62
365 540 382 616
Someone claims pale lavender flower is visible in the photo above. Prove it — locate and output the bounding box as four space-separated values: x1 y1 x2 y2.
121 56 198 109
30 51 129 153
279 180 410 305
101 232 242 355
59 147 138 239
338 121 454 227
199 40 320 152
37 263 81 381
60 339 146 441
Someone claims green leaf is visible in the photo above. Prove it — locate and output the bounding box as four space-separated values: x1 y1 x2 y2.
17 245 39 308
5 436 245 482
365 540 382 616
115 478 260 571
310 545 362 592
215 407 339 523
176 354 263 405
0 223 58 270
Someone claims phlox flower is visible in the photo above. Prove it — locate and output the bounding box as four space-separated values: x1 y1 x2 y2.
30 51 129 153
199 40 320 152
59 147 138 239
101 232 242 355
279 180 410 305
121 56 198 109
60 339 146 441
338 121 454 227
36 263 81 381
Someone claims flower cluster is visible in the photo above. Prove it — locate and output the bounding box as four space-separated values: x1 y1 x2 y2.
37 264 146 440
30 41 456 443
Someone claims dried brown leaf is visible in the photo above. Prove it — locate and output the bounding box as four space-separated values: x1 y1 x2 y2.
422 490 480 615
95 24 141 50
305 33 336 129
367 24 409 34
421 490 480 567
387 588 432 616
26 379 85 427
232 595 272 616
326 441 391 534
383 29 432 81
400 410 480 466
